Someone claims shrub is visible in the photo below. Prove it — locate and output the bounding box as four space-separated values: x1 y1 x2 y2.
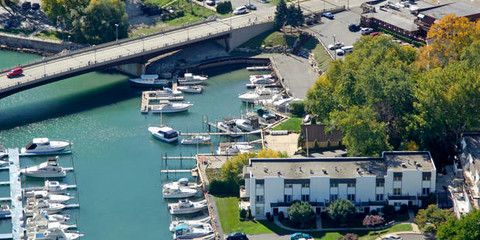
247 208 252 219
240 208 247 219
399 204 408 214
289 100 305 117
413 40 425 47
266 212 272 221
208 179 239 195
363 215 385 228
338 233 359 240
327 199 356 224
278 211 285 222
216 1 232 14
381 205 396 216
288 201 315 226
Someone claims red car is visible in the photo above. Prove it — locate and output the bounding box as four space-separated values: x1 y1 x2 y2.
7 68 23 78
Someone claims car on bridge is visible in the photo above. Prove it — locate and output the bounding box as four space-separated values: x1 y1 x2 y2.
6 68 23 78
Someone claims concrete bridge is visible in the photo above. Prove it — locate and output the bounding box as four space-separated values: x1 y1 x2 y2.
0 14 273 99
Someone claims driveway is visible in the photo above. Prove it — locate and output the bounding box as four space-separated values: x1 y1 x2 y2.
397 233 428 240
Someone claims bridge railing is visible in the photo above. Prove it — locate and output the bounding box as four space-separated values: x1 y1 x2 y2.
0 19 274 92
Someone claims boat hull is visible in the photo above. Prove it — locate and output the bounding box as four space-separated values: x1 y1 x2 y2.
24 171 67 178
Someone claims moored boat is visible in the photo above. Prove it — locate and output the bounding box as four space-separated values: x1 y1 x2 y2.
0 204 11 218
178 73 208 86
129 74 169 87
168 199 208 215
23 138 71 154
249 74 275 84
177 85 203 94
217 118 242 138
151 101 193 113
169 220 211 232
163 186 198 199
173 224 214 239
148 126 179 143
23 157 67 178
216 143 254 155
25 226 83 240
25 190 73 203
181 135 211 145
24 200 66 217
163 178 199 190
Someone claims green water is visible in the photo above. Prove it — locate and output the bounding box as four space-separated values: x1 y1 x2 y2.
0 50 257 239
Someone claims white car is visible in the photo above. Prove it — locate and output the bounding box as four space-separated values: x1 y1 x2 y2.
361 27 374 35
381 235 402 240
328 42 344 50
233 6 247 15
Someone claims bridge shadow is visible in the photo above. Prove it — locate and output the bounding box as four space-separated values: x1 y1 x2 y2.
0 71 142 131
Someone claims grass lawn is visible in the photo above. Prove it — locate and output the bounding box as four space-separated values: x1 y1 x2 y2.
239 30 298 49
214 196 280 234
144 0 172 7
273 117 302 131
309 39 331 71
311 223 412 240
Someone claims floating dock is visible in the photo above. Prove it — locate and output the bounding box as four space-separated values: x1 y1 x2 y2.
8 148 23 240
140 90 185 113
246 66 271 71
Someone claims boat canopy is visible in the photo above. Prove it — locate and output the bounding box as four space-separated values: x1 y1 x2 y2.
175 225 190 231
33 138 50 145
178 178 189 184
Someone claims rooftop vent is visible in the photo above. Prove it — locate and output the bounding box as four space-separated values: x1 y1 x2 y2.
277 171 282 176
322 168 328 174
299 167 303 173
310 169 314 174
401 163 407 168
335 166 338 172
264 167 268 173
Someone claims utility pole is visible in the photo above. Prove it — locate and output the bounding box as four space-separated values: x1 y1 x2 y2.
115 23 119 41
93 45 96 63
333 34 336 60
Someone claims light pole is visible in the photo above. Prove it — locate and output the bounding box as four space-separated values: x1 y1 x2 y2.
115 23 119 42
333 34 336 60
141 34 145 52
93 44 96 63
67 35 71 51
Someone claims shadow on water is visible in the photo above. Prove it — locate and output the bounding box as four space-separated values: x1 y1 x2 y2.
0 77 139 131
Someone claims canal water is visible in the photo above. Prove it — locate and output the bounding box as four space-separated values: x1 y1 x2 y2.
0 50 258 239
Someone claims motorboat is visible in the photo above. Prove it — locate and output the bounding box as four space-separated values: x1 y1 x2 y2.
151 101 193 113
181 135 211 145
0 148 7 159
163 186 198 199
24 200 66 217
129 74 169 87
169 219 211 232
26 220 76 233
23 157 67 178
25 190 73 203
249 74 275 84
26 227 83 240
26 211 70 229
151 90 184 101
44 180 70 194
216 144 254 155
273 97 301 107
168 199 208 215
163 178 199 190
0 204 11 218
23 138 71 154
235 113 260 132
173 224 214 239
177 85 203 94
148 126 179 143
178 73 208 85
238 88 279 103
0 160 8 166
217 119 242 138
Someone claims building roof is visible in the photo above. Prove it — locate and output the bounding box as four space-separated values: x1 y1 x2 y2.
245 152 436 180
301 124 343 143
461 133 480 172
363 10 419 32
418 2 480 19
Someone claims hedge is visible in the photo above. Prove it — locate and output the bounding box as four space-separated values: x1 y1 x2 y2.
208 179 239 195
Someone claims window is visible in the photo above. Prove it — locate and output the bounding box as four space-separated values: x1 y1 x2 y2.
284 195 292 202
347 194 356 201
393 188 401 195
394 172 402 181
330 194 338 202
376 181 384 187
422 188 430 195
302 194 310 202
255 183 264 189
422 172 431 181
347 182 356 187
255 195 264 203
330 182 338 188
284 183 293 189
376 194 384 201
301 183 310 188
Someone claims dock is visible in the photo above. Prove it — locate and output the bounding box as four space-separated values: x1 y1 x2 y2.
24 184 76 192
140 90 185 113
0 233 12 239
246 66 271 71
8 148 23 240
160 169 194 173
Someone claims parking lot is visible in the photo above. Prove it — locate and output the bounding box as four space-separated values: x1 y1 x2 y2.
305 10 363 59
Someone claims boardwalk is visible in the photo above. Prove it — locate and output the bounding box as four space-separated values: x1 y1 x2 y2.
8 149 22 240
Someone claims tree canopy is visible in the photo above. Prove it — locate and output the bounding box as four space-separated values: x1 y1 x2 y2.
287 201 315 226
436 209 480 240
327 199 355 224
414 204 452 234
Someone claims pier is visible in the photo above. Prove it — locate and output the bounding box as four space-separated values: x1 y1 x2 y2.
8 148 22 240
140 90 185 113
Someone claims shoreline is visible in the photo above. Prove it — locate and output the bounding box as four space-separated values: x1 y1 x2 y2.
0 45 53 56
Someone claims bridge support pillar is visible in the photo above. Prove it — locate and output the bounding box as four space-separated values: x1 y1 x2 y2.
224 38 230 52
116 63 145 77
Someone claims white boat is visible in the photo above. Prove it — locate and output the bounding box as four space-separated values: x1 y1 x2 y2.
181 135 211 145
23 138 71 154
148 126 179 143
177 85 203 94
27 220 76 233
151 101 193 113
163 178 199 190
25 190 73 203
173 224 214 239
0 160 8 166
249 74 275 84
24 200 66 216
26 227 83 240
169 220 211 232
26 211 70 229
216 144 254 155
217 119 242 138
235 113 260 132
238 88 279 103
0 204 11 218
44 180 70 194
0 149 7 159
129 74 169 87
163 186 198 199
151 90 184 101
178 73 208 86
163 87 183 96
23 157 67 178
273 97 301 107
168 199 208 215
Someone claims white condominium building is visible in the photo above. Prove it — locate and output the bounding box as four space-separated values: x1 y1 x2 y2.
243 151 436 219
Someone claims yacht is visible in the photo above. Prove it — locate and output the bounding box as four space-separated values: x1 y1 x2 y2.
163 186 198 199
0 148 7 159
150 90 184 101
163 178 199 190
235 113 260 132
23 157 67 178
177 85 203 94
181 135 211 145
44 180 70 194
23 138 71 154
26 227 82 240
24 200 66 217
217 118 242 138
25 190 73 203
169 220 211 232
173 224 214 239
216 144 254 155
129 74 169 87
0 205 11 218
148 126 179 143
168 199 208 215
26 211 70 229
238 88 279 103
151 101 193 113
178 73 208 85
249 74 275 84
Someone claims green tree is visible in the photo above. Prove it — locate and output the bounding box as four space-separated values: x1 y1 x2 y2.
286 5 297 31
81 0 129 44
216 1 232 14
41 0 90 28
288 100 305 117
436 210 480 240
327 199 356 224
414 204 452 234
328 106 393 157
288 201 315 227
273 0 288 30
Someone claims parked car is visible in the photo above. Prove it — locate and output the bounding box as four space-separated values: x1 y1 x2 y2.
328 42 344 50
6 68 23 78
22 1 31 10
245 3 257 10
381 235 402 240
233 6 247 15
290 232 314 240
361 27 374 35
225 232 248 240
322 12 334 19
336 46 353 56
31 3 40 10
348 23 360 32
206 0 218 6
